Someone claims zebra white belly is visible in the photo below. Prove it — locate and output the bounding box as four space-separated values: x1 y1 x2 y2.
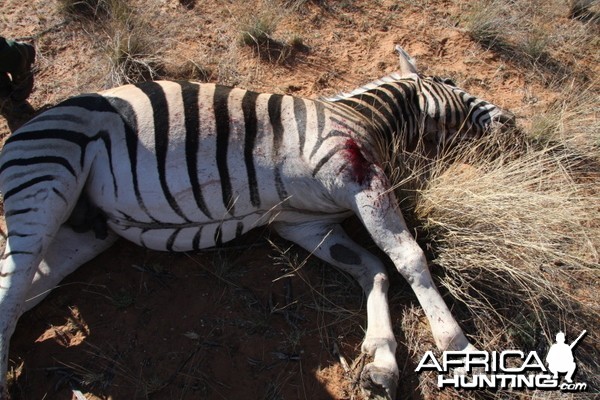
106 209 270 251
105 205 351 251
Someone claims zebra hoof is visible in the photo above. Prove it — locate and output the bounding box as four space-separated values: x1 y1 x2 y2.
360 362 398 400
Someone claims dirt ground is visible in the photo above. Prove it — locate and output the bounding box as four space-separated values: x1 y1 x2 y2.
7 234 385 400
0 0 597 399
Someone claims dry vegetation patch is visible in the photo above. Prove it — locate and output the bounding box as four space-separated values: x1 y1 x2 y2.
411 142 599 397
462 0 600 86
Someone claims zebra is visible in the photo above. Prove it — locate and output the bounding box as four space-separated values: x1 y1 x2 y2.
0 46 514 399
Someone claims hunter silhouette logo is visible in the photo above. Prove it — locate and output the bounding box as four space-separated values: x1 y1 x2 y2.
546 330 586 384
415 329 588 391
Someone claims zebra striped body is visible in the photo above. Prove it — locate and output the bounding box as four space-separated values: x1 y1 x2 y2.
0 48 514 399
3 82 374 250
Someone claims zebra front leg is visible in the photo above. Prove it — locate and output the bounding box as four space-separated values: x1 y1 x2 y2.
351 187 475 354
23 225 118 312
274 221 399 400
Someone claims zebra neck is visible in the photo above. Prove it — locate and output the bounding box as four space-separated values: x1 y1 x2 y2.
326 78 422 160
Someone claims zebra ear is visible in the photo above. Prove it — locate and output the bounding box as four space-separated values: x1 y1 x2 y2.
395 45 418 76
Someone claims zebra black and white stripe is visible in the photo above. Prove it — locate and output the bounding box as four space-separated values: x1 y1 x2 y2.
0 47 514 399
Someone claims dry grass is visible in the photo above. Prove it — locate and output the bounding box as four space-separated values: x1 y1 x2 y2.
381 113 599 398
530 84 600 156
58 0 116 20
239 8 279 48
400 123 600 395
101 3 162 85
59 0 162 85
462 0 600 85
570 0 600 20
238 0 309 65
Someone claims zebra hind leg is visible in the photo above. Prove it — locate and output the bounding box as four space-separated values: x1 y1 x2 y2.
0 222 55 398
0 183 97 398
0 224 116 398
22 225 118 313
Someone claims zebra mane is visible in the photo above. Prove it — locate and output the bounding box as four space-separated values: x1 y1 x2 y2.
323 72 408 102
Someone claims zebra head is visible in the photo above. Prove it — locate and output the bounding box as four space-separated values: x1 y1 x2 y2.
395 45 515 146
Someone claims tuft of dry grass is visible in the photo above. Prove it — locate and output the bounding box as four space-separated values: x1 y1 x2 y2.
530 83 600 157
240 10 279 49
238 0 309 65
462 0 512 51
57 0 162 86
58 0 115 20
405 126 599 394
101 3 162 85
